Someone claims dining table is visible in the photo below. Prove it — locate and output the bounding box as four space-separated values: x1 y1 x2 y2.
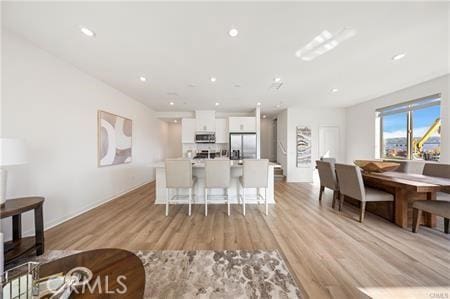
362 171 450 228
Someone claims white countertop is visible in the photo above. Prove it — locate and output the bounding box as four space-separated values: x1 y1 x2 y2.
152 159 280 168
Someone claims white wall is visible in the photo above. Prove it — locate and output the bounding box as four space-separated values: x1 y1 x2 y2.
260 118 276 161
346 75 450 163
1 30 168 240
276 110 288 175
167 123 182 158
285 107 347 182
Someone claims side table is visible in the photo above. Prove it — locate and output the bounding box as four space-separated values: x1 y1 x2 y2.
1 197 45 268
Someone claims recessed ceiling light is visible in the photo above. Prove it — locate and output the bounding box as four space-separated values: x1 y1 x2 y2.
274 77 282 83
169 102 175 106
331 88 339 93
275 104 281 108
392 53 406 61
174 119 178 123
210 77 217 83
139 76 147 82
215 102 220 106
262 115 267 119
80 26 95 37
257 102 262 106
296 27 356 61
228 28 239 37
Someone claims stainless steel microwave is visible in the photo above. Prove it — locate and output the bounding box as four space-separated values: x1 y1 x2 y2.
195 132 216 143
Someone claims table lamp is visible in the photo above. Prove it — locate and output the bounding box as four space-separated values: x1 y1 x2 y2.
0 138 27 206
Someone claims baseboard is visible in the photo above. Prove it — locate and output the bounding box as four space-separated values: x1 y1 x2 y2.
22 180 154 236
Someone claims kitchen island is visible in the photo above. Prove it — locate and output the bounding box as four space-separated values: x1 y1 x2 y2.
153 159 278 204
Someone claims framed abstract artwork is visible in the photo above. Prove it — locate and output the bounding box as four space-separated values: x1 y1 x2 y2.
296 125 312 167
98 110 132 167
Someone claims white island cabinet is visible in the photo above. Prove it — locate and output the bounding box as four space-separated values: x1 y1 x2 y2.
154 160 277 204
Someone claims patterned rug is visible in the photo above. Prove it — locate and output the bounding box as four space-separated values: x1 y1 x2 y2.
32 250 302 298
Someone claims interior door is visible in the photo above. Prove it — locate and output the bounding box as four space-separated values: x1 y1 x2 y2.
319 126 339 159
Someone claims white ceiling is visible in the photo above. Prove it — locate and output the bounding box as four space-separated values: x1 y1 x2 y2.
2 2 449 114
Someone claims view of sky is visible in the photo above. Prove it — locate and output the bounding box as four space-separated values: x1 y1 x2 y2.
383 105 440 139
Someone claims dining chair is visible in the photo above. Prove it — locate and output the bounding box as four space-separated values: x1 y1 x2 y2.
423 163 450 179
383 159 425 174
239 159 269 216
320 157 336 165
316 160 339 208
165 159 196 216
335 163 394 222
204 160 231 216
412 200 450 234
423 163 450 201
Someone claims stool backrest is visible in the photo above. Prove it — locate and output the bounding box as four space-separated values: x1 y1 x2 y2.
205 160 231 188
242 159 269 188
335 163 365 201
165 159 193 188
316 160 338 190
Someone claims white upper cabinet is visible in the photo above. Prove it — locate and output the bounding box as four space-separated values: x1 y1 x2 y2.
228 117 256 133
215 119 228 143
181 118 196 143
195 110 216 132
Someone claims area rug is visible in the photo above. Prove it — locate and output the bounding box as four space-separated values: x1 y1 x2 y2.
33 250 302 298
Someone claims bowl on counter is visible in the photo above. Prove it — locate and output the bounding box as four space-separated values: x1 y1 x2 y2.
354 160 400 173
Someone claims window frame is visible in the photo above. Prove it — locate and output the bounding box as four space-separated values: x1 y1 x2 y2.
377 93 441 161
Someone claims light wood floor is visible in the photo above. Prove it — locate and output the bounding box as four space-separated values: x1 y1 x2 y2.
46 181 450 298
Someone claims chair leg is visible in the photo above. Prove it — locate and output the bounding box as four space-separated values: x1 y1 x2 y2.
226 188 230 216
444 218 449 234
265 188 268 216
242 188 246 216
412 208 422 233
359 201 366 223
205 188 208 216
339 194 344 211
332 190 337 209
188 188 192 216
319 186 325 201
165 188 169 216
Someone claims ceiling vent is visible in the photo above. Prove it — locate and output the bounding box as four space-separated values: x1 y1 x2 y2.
269 82 283 91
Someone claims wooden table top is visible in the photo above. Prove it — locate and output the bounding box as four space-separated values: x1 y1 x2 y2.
0 197 44 218
362 172 450 193
40 248 145 298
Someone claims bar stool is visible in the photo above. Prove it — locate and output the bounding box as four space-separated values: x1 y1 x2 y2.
204 160 231 216
239 159 269 216
165 159 196 216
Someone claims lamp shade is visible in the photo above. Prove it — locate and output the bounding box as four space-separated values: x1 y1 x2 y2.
0 138 27 166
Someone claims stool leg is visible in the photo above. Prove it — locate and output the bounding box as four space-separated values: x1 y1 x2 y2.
243 188 246 216
265 188 268 216
237 181 241 204
257 188 261 204
205 188 208 216
188 188 192 216
166 188 169 216
226 188 230 216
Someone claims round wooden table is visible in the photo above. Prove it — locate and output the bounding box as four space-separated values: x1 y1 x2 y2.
39 248 145 298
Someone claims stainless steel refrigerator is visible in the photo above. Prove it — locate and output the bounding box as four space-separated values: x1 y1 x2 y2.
229 133 257 160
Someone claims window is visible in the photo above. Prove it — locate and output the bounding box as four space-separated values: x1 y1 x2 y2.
377 94 441 161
